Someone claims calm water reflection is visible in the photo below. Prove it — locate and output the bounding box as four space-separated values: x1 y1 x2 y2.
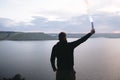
0 38 120 80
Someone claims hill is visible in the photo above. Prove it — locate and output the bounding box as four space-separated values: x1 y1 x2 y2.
49 33 120 38
0 31 120 41
0 31 56 40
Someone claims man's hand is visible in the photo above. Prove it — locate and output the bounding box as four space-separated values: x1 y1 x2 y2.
90 29 95 34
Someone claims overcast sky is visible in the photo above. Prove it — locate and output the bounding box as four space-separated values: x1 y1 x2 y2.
0 0 120 33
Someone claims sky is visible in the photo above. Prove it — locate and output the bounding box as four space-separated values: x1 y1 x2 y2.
0 0 120 33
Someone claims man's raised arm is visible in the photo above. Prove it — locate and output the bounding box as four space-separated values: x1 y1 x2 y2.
70 29 95 48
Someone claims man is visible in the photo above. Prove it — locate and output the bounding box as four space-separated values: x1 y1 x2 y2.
50 29 95 80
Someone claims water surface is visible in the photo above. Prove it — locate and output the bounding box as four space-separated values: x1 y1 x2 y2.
0 38 120 80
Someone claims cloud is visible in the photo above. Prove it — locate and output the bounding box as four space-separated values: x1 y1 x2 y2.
0 12 120 33
0 18 17 27
93 12 120 32
1 0 120 22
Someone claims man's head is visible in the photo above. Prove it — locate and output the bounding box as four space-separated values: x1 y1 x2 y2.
59 32 67 42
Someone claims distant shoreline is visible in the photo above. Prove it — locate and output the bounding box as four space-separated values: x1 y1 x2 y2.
0 31 120 40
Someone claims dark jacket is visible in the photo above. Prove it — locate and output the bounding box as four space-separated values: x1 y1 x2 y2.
50 33 92 71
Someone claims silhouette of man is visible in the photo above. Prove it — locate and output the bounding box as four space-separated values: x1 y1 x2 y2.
50 29 95 80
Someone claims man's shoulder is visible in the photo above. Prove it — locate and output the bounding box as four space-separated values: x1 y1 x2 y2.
53 42 59 48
